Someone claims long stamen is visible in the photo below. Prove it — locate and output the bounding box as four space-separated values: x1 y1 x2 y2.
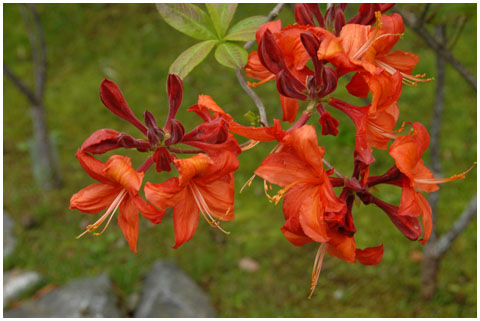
309 242 328 299
240 174 256 193
375 60 432 86
240 140 260 152
247 74 276 87
189 184 230 235
414 163 476 185
76 189 128 239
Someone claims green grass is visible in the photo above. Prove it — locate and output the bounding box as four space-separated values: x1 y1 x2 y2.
3 3 476 317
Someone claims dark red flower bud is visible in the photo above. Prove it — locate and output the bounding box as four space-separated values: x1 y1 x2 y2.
334 7 345 36
99 79 147 136
164 119 185 146
316 103 339 136
116 132 150 152
295 4 325 27
144 110 165 147
359 193 422 241
166 74 183 123
258 29 287 75
347 3 395 25
276 70 307 100
182 117 229 145
153 147 172 172
318 66 338 97
80 128 121 154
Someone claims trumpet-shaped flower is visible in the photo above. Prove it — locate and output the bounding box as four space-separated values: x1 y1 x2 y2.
144 151 238 248
70 151 164 253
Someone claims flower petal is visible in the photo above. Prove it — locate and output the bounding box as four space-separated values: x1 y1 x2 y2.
172 188 200 249
75 150 113 185
326 229 356 263
104 155 144 194
70 183 121 214
118 196 139 253
299 188 329 243
132 195 165 225
280 95 299 123
356 244 383 265
144 178 185 210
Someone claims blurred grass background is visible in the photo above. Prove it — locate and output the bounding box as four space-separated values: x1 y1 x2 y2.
3 3 476 317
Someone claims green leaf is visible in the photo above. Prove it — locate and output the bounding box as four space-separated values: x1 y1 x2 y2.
205 4 237 38
214 42 248 69
169 40 217 79
224 16 268 41
156 4 217 40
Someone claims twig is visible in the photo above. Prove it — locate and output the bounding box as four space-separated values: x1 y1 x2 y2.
393 7 477 91
419 4 431 25
236 3 286 127
3 64 39 105
235 69 269 126
434 196 477 258
427 25 446 241
20 4 47 101
322 159 344 179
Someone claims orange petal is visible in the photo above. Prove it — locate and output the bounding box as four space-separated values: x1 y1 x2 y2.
118 196 139 253
104 155 144 194
280 226 313 246
197 95 233 122
174 153 213 186
283 125 326 175
144 178 185 210
70 183 121 214
194 179 235 221
356 244 383 265
299 189 329 243
326 229 356 264
132 195 165 225
377 51 419 74
280 95 299 123
75 150 112 185
172 188 200 249
255 148 319 188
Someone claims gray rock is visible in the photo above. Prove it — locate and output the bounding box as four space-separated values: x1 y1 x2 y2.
134 260 215 318
4 274 121 318
3 270 43 308
4 211 17 258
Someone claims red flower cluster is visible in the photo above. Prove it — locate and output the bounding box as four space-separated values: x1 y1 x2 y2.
70 3 474 298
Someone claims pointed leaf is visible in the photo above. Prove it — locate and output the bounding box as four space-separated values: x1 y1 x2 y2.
206 3 237 38
214 42 248 69
156 4 217 40
224 16 268 41
169 40 217 79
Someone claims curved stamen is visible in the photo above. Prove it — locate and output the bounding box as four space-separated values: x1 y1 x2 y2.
247 74 276 88
189 184 230 235
77 189 128 239
309 242 328 299
414 163 476 185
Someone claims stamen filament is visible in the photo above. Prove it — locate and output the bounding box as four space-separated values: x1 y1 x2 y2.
240 174 256 193
189 184 230 235
76 189 128 239
414 163 476 185
309 242 328 299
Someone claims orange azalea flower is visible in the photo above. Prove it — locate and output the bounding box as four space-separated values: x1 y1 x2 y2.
388 122 475 244
254 125 383 297
144 151 238 248
70 151 164 253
